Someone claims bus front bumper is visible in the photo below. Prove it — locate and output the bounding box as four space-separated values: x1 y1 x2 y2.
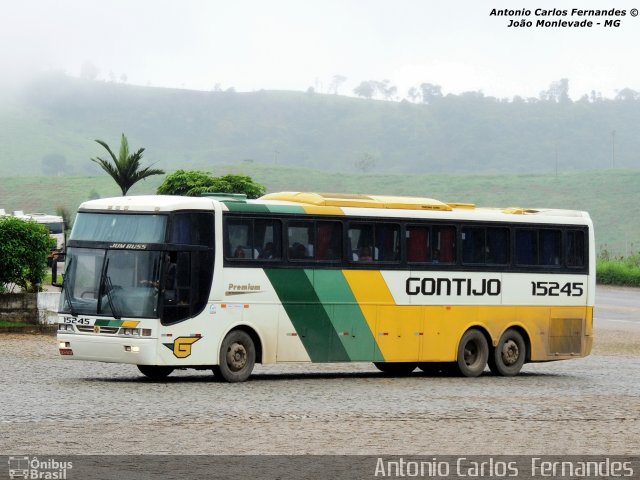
57 333 158 365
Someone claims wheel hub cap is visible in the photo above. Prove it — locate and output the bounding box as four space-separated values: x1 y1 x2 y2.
501 340 520 366
227 342 247 371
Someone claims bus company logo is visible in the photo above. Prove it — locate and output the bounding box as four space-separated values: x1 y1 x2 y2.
8 456 73 479
163 336 201 358
406 276 501 297
225 283 262 295
108 243 147 250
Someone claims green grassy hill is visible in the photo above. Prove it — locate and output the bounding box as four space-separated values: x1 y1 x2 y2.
0 165 637 255
0 73 638 177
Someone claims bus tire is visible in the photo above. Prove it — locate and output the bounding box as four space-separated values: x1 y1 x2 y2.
456 329 488 377
217 330 255 382
373 362 416 376
489 329 526 376
137 365 174 379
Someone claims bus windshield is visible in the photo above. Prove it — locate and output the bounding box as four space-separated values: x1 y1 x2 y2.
71 213 167 243
60 247 163 318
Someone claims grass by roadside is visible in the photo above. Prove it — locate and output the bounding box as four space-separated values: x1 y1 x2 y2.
597 252 640 287
0 320 56 334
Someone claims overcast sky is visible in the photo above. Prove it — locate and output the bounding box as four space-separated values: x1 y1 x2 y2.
2 0 638 99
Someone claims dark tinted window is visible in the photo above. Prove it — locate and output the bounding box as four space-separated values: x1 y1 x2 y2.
287 220 342 261
348 223 400 263
516 228 561 266
540 229 562 266
406 225 431 262
433 225 456 264
566 230 586 267
288 221 314 260
226 218 282 260
170 213 214 247
462 227 485 264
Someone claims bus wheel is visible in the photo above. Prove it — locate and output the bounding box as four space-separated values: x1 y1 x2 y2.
137 365 174 379
456 329 488 377
217 330 256 382
373 362 416 376
489 329 526 376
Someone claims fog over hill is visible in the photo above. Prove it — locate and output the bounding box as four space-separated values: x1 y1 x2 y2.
0 73 638 177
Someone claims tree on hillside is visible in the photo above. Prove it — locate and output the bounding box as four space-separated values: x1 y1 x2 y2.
419 83 443 104
353 81 375 99
329 75 347 94
354 152 377 173
157 170 266 199
540 79 570 103
91 134 165 195
354 80 397 100
0 217 55 293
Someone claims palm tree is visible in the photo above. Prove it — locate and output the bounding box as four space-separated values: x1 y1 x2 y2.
91 134 165 195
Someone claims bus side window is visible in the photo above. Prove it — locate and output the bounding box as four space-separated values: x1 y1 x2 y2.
288 221 314 260
540 229 562 266
407 226 431 263
316 221 342 261
487 227 509 265
348 224 373 262
566 230 585 267
255 219 282 260
434 225 456 263
226 218 253 259
516 229 537 265
376 224 400 261
462 227 485 264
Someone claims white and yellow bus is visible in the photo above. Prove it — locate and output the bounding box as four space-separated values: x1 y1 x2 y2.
57 192 594 382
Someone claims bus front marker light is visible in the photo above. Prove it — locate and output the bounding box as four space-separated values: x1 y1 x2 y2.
131 346 140 352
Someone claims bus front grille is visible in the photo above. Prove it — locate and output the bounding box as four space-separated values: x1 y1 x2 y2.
76 325 119 334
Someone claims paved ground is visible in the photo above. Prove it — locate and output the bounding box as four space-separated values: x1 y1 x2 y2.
1 286 639 455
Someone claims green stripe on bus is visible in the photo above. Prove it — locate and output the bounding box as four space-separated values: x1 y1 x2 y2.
308 270 383 361
224 203 270 213
266 205 306 214
265 269 350 362
224 203 305 214
95 319 119 327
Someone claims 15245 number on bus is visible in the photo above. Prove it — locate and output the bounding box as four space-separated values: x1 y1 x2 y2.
531 281 584 297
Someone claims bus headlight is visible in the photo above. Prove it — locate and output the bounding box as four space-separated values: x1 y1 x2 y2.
121 328 142 336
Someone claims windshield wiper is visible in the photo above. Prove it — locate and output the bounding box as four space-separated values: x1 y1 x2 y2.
104 275 121 320
61 257 77 317
98 258 121 320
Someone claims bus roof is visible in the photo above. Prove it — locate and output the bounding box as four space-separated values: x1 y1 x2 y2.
77 193 591 225
78 195 217 212
252 192 591 224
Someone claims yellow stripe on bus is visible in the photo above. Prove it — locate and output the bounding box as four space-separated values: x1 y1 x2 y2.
342 270 593 362
302 205 344 215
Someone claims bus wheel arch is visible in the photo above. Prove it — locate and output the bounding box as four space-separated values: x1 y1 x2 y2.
489 326 529 376
455 327 490 377
213 326 262 382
